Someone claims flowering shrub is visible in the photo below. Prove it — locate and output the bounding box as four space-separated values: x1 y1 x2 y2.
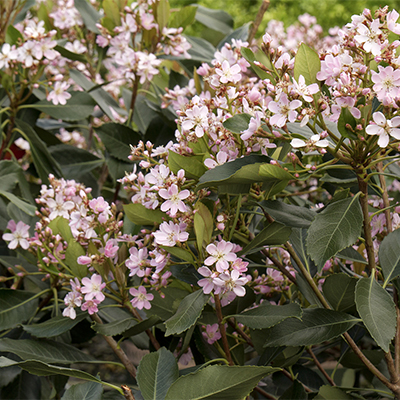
3 1 400 399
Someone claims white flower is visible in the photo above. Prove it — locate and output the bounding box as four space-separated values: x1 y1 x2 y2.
47 82 72 106
2 220 30 250
46 192 75 220
153 221 189 247
291 75 319 102
181 104 209 138
365 112 400 148
291 133 330 149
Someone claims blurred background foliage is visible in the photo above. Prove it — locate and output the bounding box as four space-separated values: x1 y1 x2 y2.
171 0 400 38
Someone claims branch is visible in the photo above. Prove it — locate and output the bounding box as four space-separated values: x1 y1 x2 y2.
307 347 336 386
214 294 234 365
91 313 137 379
248 0 270 43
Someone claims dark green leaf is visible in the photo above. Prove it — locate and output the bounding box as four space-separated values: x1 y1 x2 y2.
337 108 358 140
195 6 233 35
185 36 216 63
137 347 179 400
197 155 272 190
340 349 384 369
0 357 108 386
259 164 293 181
30 92 96 121
314 385 352 399
0 190 36 216
74 0 101 33
229 303 302 329
70 70 126 120
65 239 87 279
293 43 321 85
337 246 367 264
123 203 166 226
61 381 103 400
123 316 161 338
165 291 210 336
240 47 272 80
379 228 400 286
306 194 363 270
0 289 39 331
223 114 252 134
263 309 359 347
168 150 206 179
95 123 140 161
162 246 194 264
355 275 397 352
258 200 316 229
279 380 307 400
131 93 156 133
49 145 104 178
218 23 251 50
22 313 87 338
0 338 101 364
240 222 292 255
170 264 202 286
54 45 87 63
165 365 279 400
147 287 189 320
91 318 137 336
6 25 23 45
16 119 63 183
322 273 357 313
169 6 197 29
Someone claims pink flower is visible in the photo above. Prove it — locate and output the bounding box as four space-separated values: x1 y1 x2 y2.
213 270 248 297
77 255 92 265
240 111 263 141
46 192 75 220
129 286 154 310
214 60 242 84
104 239 119 258
365 112 400 148
47 82 72 106
354 19 383 56
291 75 319 102
198 266 219 294
153 221 189 247
126 247 149 277
89 197 110 213
2 220 30 250
81 274 106 302
159 184 190 216
181 104 209 138
202 324 221 344
268 93 302 127
371 66 400 106
204 150 229 169
81 299 101 315
291 133 329 149
204 240 237 273
62 292 82 319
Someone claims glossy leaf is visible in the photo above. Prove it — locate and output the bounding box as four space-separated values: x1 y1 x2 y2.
229 303 302 329
22 313 87 338
137 347 179 400
306 194 363 270
355 274 397 352
259 164 294 181
258 200 316 229
124 203 166 226
165 365 279 400
379 228 400 286
91 318 137 336
197 155 271 190
240 47 271 81
169 6 197 29
0 160 34 203
314 385 352 399
156 0 170 31
337 108 358 140
161 246 194 264
170 264 202 286
65 239 87 279
322 273 357 313
0 190 36 216
263 309 359 347
147 287 189 320
218 23 251 50
194 6 233 35
186 36 216 63
240 222 292 255
168 150 206 179
74 0 101 33
54 45 86 63
280 380 307 400
0 338 99 364
165 290 209 336
123 316 162 338
49 145 104 177
95 123 140 161
30 92 96 121
223 114 252 134
293 43 321 85
0 288 39 330
0 357 108 386
16 119 63 183
194 201 213 251
61 381 103 400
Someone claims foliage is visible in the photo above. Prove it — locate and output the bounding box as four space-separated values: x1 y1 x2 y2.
2 1 400 400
